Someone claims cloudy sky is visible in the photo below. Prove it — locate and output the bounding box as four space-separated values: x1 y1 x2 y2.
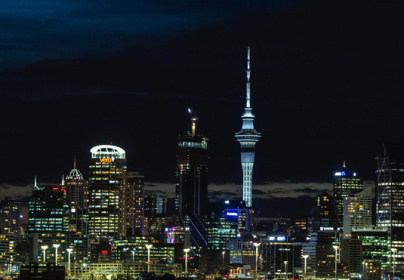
1 0 403 217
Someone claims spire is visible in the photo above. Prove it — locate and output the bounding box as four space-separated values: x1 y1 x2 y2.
188 108 199 137
61 174 65 185
34 176 37 189
343 160 346 169
246 46 251 108
74 156 76 170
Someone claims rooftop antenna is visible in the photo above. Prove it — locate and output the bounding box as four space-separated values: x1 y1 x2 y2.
343 160 346 169
188 108 199 137
74 155 77 170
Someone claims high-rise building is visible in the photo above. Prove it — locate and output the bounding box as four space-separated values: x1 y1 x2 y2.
333 161 363 228
118 171 145 237
376 143 404 269
342 187 373 239
64 159 89 264
65 158 88 232
175 112 208 217
235 47 261 208
144 191 167 234
28 179 68 263
88 144 127 239
0 201 22 234
0 201 22 269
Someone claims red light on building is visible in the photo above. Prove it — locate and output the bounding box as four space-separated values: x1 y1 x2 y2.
101 250 108 255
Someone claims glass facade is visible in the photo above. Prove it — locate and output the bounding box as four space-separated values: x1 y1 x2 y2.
333 167 363 228
376 143 404 270
88 145 127 239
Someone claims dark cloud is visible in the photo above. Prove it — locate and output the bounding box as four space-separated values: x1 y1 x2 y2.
294 187 330 194
209 191 237 197
252 189 266 195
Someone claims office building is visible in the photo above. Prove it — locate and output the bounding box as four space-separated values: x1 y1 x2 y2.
175 111 208 217
376 143 404 270
302 229 349 279
28 180 68 263
88 144 127 239
144 191 167 234
118 171 145 236
333 161 363 228
0 201 22 270
352 226 389 273
64 160 89 264
343 187 373 239
235 46 261 208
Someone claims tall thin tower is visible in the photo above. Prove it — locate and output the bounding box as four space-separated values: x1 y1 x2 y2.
235 46 261 208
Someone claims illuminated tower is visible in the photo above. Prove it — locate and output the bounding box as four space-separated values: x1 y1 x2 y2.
332 161 363 228
88 145 127 239
176 110 208 216
235 46 261 208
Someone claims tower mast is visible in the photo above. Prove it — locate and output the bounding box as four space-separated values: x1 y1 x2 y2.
235 46 261 208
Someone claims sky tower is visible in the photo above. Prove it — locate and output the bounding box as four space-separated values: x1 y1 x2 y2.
235 46 261 208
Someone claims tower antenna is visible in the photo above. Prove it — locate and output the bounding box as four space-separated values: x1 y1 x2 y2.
188 108 199 137
246 46 251 108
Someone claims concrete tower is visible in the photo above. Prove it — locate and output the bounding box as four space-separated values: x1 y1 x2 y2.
235 46 261 208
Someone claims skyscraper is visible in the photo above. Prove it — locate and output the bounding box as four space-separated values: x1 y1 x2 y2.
65 158 88 233
175 112 208 217
376 143 404 269
235 46 261 208
88 145 127 239
118 171 145 237
28 179 68 262
332 161 363 228
65 159 89 264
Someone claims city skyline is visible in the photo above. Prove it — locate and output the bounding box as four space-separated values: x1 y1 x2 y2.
1 0 404 218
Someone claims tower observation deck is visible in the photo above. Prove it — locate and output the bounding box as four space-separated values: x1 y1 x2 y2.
235 46 261 208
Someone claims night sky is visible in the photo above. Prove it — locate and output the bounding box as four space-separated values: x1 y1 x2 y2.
1 0 403 218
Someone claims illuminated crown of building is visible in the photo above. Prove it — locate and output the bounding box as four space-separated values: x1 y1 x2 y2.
235 46 261 208
90 144 126 159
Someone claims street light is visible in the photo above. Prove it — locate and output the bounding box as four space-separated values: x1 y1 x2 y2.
132 248 136 263
184 248 190 275
303 255 309 280
146 244 153 273
53 244 60 266
284 261 288 279
392 248 398 280
67 249 73 276
333 245 339 280
253 242 260 280
362 261 367 280
41 245 48 262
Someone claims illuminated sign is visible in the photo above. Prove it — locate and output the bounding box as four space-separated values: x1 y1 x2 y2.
268 236 286 242
99 158 113 163
226 212 238 217
277 236 286 241
101 250 108 255
225 200 230 204
320 227 335 231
